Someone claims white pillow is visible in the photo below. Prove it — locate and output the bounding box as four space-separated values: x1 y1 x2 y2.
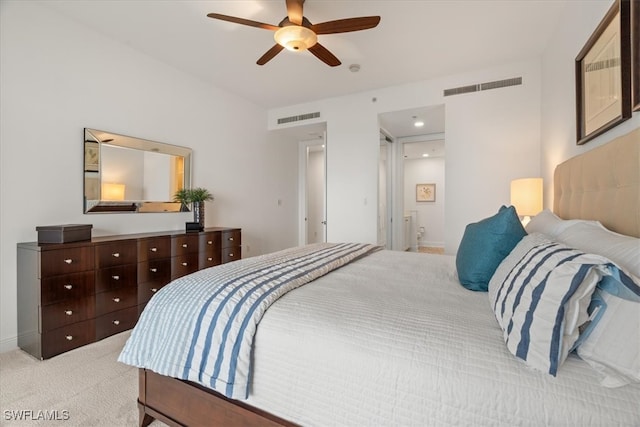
577 288 640 387
555 221 640 278
489 233 611 376
525 209 599 239
576 263 640 387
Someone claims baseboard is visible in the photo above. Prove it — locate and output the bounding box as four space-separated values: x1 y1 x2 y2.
0 335 18 354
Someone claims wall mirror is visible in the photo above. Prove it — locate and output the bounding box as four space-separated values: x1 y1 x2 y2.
84 128 192 213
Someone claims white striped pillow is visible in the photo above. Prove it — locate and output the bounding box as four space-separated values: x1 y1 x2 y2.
489 233 611 376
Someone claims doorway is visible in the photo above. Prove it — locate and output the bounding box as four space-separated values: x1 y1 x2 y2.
298 137 327 245
378 105 445 251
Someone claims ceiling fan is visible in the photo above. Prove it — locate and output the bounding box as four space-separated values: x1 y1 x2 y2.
207 0 380 67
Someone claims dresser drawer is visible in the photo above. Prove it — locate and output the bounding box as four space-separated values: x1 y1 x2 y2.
221 230 241 248
138 259 171 285
138 282 167 305
200 232 221 253
171 253 199 280
41 296 95 332
96 286 138 317
222 246 241 263
41 271 94 305
42 320 95 359
96 306 138 340
200 252 221 269
96 264 137 292
40 246 94 277
172 235 200 256
138 237 171 261
96 241 137 268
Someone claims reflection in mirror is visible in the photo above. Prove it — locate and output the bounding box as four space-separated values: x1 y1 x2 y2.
84 128 192 213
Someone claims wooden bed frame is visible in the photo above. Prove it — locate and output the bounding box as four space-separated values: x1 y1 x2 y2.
137 128 639 427
138 369 296 427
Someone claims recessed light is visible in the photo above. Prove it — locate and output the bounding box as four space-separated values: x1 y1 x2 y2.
422 153 429 157
414 121 424 128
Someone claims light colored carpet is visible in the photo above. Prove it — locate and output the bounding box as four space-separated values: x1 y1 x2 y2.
0 331 165 426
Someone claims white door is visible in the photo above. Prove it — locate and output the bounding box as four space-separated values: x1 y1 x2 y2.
298 137 326 245
378 133 393 249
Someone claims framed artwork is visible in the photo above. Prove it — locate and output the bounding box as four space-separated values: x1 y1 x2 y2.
633 0 639 111
84 141 99 172
416 183 436 202
575 0 632 145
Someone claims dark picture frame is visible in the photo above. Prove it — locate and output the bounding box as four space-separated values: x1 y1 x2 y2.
575 0 632 145
633 0 639 111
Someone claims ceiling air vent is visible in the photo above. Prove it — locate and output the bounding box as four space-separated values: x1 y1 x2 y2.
277 111 321 125
444 77 522 97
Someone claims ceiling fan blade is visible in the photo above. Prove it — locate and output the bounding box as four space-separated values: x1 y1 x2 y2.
311 16 381 35
257 44 285 65
207 13 279 31
308 43 341 67
286 0 304 26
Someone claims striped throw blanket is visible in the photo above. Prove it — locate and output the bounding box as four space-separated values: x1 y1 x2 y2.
118 242 379 399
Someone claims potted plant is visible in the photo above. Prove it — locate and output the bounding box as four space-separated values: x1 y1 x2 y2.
174 187 214 228
174 188 191 212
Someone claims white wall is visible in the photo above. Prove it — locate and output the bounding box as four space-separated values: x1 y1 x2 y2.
404 157 445 248
0 2 298 351
269 59 542 254
540 0 640 203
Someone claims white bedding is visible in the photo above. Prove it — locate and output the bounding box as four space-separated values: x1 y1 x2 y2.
246 250 640 426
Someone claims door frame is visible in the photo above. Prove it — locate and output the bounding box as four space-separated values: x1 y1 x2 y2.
298 135 327 246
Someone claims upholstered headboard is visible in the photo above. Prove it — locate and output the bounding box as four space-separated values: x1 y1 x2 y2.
554 127 640 238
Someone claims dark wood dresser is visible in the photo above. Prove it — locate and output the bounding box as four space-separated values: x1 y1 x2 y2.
17 227 241 359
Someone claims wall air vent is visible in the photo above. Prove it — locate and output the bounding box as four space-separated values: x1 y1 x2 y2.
277 111 321 125
444 77 522 97
443 84 479 97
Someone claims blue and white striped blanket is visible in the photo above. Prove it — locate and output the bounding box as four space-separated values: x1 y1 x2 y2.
118 242 379 399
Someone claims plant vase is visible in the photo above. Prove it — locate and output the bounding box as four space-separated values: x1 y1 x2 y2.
193 201 205 229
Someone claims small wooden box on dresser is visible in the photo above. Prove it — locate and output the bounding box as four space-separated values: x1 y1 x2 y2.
17 227 241 359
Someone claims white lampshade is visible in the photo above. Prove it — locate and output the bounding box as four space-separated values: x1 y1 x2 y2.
510 178 543 218
274 26 317 51
102 183 126 201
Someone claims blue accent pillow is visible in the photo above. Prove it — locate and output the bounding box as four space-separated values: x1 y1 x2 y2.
456 205 526 291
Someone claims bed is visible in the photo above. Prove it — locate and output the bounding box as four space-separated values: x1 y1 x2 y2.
120 128 640 427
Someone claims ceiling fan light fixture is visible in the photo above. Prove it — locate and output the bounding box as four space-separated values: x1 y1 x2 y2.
274 25 317 51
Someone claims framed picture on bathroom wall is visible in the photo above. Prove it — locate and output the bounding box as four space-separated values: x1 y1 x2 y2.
416 183 436 202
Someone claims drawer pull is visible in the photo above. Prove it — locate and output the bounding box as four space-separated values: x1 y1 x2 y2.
64 284 73 290
64 310 73 316
229 253 234 258
112 252 120 258
228 237 234 241
151 288 158 293
65 335 73 341
150 268 158 273
113 320 120 326
181 262 188 266
150 247 157 252
112 275 120 280
113 297 121 303
207 257 213 261
182 243 188 248
208 241 213 245
64 259 73 264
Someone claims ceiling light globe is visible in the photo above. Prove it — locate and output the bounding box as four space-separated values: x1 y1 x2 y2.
274 26 317 51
